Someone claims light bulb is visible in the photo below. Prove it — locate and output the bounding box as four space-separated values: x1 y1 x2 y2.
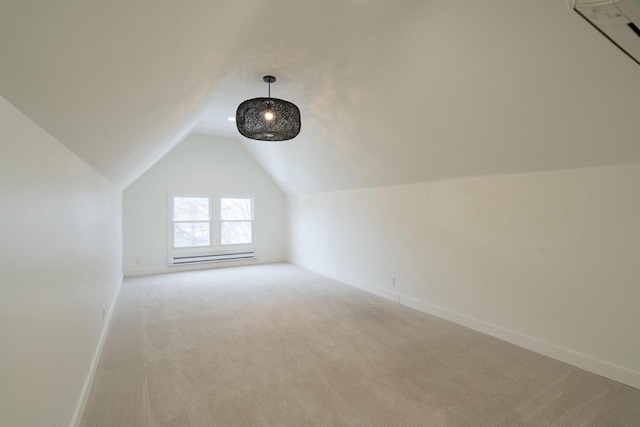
264 110 275 121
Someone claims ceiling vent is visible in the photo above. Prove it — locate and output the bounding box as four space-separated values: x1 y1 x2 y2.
573 0 640 65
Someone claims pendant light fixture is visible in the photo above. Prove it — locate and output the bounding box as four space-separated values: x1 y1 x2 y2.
236 76 301 141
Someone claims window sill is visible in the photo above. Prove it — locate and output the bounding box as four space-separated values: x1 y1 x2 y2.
169 244 256 255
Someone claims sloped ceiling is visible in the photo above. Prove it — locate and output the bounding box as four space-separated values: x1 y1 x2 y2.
2 1 640 193
0 0 266 187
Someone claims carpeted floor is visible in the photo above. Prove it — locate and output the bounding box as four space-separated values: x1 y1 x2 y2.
81 263 640 426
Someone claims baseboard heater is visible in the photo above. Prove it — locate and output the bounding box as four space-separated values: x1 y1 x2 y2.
168 251 257 266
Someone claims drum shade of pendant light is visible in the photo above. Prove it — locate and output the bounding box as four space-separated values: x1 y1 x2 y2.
236 76 301 141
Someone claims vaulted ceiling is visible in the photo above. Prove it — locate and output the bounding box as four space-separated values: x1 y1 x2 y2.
2 0 640 194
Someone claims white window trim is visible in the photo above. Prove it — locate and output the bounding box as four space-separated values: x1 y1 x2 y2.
170 194 213 250
167 192 256 254
220 195 254 246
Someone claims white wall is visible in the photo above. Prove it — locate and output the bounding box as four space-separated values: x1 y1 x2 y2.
0 96 122 426
288 163 640 389
123 133 286 275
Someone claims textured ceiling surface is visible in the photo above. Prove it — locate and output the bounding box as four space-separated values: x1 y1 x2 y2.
2 0 640 193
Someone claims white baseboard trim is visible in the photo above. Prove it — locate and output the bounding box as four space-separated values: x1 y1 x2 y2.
69 276 123 427
124 256 286 277
288 259 640 391
398 294 640 390
290 258 400 303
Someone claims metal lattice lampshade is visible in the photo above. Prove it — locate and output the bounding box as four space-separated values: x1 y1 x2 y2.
236 76 301 141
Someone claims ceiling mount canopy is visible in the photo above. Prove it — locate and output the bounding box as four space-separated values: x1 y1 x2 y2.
236 76 301 141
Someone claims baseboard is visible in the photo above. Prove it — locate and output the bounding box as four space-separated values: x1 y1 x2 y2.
289 258 400 303
288 259 640 391
69 276 123 427
124 256 286 277
399 295 640 390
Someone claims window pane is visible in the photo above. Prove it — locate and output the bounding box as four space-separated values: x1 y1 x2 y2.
174 222 210 247
174 197 209 221
221 221 252 245
221 198 252 221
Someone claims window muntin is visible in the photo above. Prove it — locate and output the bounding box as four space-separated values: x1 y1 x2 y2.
220 197 253 245
172 196 211 248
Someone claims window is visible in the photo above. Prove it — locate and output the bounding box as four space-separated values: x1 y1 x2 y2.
169 194 254 251
172 196 211 248
220 197 253 245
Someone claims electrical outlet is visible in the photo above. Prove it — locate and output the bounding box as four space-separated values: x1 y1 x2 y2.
391 276 396 287
102 305 106 320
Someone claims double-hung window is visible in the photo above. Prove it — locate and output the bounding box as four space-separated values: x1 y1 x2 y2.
170 195 253 249
220 197 253 245
172 196 211 248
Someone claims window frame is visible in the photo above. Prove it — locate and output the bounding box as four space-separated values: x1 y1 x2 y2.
170 194 213 250
219 195 254 246
167 192 256 254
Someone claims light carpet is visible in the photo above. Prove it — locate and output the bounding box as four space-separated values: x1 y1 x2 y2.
81 263 640 426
